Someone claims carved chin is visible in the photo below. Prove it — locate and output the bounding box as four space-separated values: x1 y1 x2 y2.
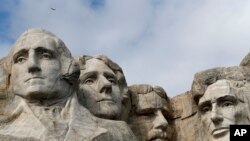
13 84 58 100
93 103 121 119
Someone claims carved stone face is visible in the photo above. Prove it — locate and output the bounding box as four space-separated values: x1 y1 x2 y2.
129 92 170 141
10 33 70 101
198 80 250 141
78 58 122 119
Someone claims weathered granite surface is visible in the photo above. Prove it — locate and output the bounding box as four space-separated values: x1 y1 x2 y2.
0 28 136 141
128 84 174 141
191 66 250 141
76 55 129 121
1 28 250 141
171 91 204 141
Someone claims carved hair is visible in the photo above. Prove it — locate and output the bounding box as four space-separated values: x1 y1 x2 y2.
129 84 169 100
191 66 250 104
0 57 8 99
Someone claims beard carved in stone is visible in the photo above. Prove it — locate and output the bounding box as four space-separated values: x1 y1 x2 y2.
128 85 173 141
197 80 250 141
78 58 122 120
9 32 71 102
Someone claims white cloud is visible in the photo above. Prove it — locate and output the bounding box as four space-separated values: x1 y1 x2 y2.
1 0 250 97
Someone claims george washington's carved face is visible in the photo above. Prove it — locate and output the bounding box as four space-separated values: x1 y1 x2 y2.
78 58 122 119
10 33 70 101
198 80 250 141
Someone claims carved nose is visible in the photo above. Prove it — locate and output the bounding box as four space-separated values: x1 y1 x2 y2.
28 51 41 73
98 75 112 94
153 110 168 130
210 105 223 124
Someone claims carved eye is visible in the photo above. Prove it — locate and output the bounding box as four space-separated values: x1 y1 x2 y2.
39 51 52 59
200 106 211 114
37 49 53 59
108 78 117 84
16 56 27 63
222 101 234 107
106 75 117 85
84 79 94 85
42 52 52 59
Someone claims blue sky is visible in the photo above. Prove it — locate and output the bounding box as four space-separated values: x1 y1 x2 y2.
1 0 250 97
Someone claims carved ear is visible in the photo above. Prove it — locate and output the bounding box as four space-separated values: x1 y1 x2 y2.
0 57 10 99
60 57 80 85
0 65 8 99
116 71 129 103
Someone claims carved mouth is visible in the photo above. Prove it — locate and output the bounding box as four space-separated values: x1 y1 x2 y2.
211 127 229 137
25 77 44 82
148 132 167 141
97 99 114 102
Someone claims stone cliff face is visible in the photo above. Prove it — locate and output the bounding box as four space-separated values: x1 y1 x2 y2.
0 28 249 141
171 91 203 141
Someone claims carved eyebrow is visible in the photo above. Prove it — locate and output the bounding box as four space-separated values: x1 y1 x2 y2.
198 100 211 108
103 72 116 78
80 71 97 80
217 95 237 103
13 49 28 62
35 47 55 56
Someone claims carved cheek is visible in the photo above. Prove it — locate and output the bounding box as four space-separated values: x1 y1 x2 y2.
111 86 121 100
201 112 212 128
82 85 99 101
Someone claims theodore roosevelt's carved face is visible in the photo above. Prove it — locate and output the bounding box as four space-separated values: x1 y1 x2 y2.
129 91 171 141
198 80 250 141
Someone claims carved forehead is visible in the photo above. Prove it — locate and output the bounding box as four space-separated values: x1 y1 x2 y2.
84 58 114 73
134 92 170 111
6 28 73 68
77 55 123 73
198 80 236 104
77 55 127 88
129 84 170 113
129 84 169 99
205 79 232 94
9 28 71 58
191 66 250 104
12 35 58 55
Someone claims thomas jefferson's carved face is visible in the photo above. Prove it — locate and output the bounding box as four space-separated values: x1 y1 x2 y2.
129 92 171 141
78 58 122 119
10 33 70 100
198 80 250 141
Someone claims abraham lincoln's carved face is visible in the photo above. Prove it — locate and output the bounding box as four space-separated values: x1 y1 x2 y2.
198 80 250 141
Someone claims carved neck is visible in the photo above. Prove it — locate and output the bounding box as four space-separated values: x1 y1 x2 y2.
25 95 70 107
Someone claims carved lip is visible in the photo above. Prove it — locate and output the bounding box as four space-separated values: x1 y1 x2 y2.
97 98 114 102
211 127 229 136
148 136 167 141
148 132 167 141
25 77 44 82
149 138 166 141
